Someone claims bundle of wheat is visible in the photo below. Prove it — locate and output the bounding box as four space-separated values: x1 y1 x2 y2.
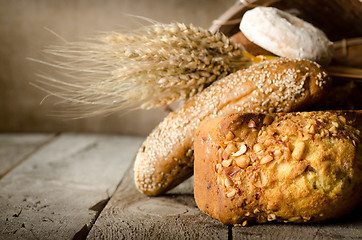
31 22 253 117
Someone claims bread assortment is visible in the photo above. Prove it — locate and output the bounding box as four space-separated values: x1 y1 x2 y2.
131 4 361 226
134 58 329 196
32 0 360 227
194 111 362 225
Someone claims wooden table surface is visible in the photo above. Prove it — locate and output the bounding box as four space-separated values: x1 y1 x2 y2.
0 133 361 240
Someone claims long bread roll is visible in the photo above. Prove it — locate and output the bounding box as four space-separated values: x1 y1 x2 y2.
134 58 330 196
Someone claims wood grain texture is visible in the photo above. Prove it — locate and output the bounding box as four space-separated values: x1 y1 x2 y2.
0 134 143 240
98 171 362 240
0 134 55 178
0 134 361 239
87 169 229 240
232 209 362 240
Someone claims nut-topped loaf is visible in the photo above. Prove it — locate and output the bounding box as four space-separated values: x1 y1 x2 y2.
134 58 330 196
194 111 362 225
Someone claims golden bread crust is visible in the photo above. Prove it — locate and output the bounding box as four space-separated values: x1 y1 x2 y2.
134 58 330 196
194 111 362 224
230 32 274 57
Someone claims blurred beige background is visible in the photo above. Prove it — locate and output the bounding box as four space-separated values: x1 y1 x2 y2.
0 0 235 136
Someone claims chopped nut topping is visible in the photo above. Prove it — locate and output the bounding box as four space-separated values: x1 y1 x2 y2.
226 189 236 198
268 213 276 221
273 149 283 158
260 172 267 186
258 130 263 137
215 163 222 173
338 115 346 124
253 208 260 214
306 124 315 134
248 120 256 128
232 144 247 156
288 216 301 222
217 148 223 161
235 155 250 168
331 121 339 128
292 141 305 160
303 216 311 221
263 115 274 125
186 148 193 157
217 176 223 186
222 159 233 167
242 220 248 226
224 177 233 188
320 129 329 137
253 143 264 153
234 137 242 142
260 154 274 164
253 179 263 188
225 131 235 141
223 143 238 159
329 126 337 134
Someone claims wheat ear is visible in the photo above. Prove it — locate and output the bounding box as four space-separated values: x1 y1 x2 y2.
32 22 253 117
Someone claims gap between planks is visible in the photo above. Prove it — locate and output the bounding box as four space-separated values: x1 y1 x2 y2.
87 161 362 240
0 133 144 240
4 134 359 239
0 133 58 179
86 164 229 240
73 157 133 240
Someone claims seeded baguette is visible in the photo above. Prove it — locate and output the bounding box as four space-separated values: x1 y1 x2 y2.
134 58 330 196
194 111 362 225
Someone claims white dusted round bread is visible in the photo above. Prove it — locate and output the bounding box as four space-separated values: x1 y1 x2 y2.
239 7 334 65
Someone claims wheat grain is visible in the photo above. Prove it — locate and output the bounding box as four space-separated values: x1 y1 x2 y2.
33 22 253 117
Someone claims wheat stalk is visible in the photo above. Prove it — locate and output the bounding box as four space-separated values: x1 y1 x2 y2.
32 22 253 117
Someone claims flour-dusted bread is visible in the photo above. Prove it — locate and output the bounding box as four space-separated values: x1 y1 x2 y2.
239 7 334 65
134 58 330 196
194 111 362 225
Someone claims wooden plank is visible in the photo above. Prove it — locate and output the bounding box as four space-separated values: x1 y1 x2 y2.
87 169 229 239
88 159 361 240
0 134 144 240
0 134 55 178
90 163 361 240
232 208 362 239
